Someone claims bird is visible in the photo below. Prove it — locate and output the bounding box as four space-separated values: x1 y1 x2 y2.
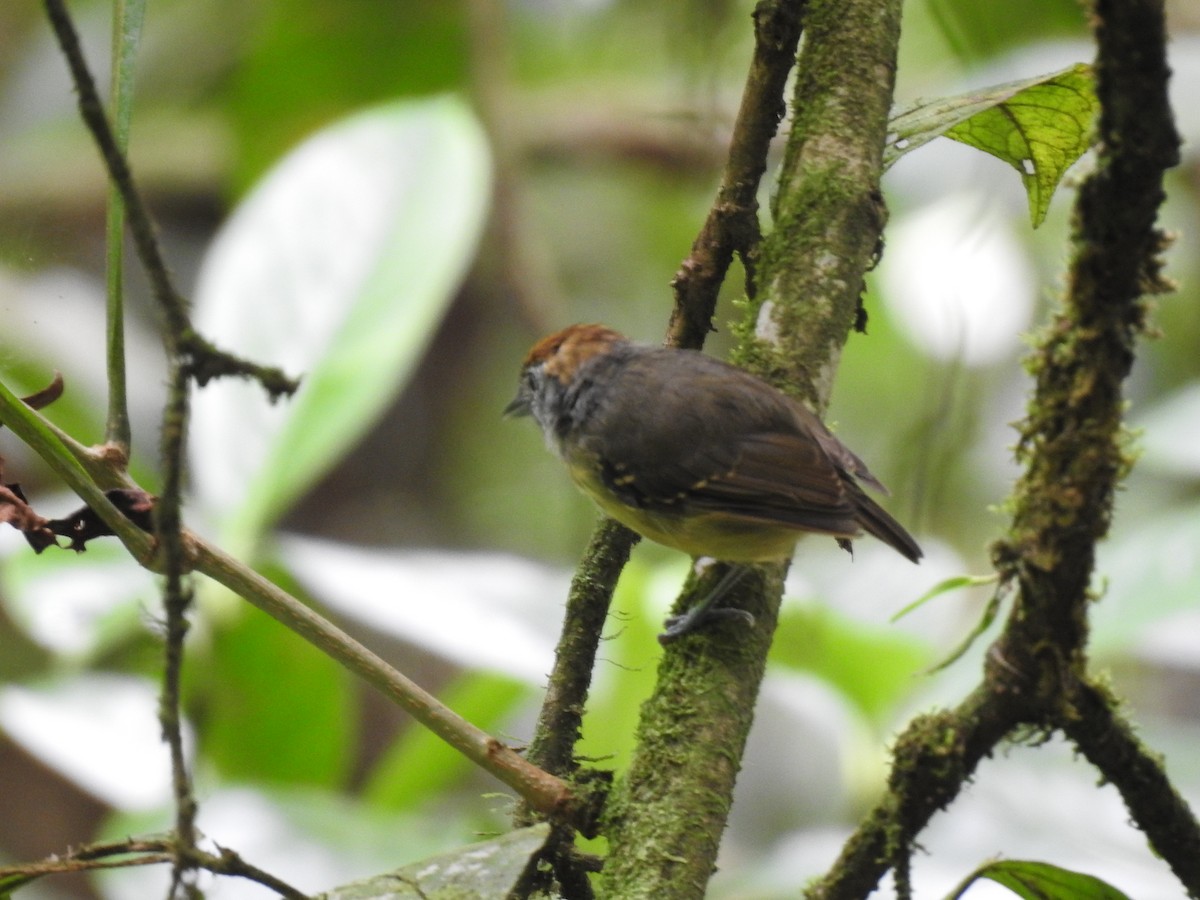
505 323 922 640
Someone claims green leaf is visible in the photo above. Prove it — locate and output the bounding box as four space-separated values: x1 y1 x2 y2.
891 573 998 623
577 557 683 771
363 672 530 810
886 64 1098 226
769 601 931 724
889 573 1006 676
202 599 357 787
0 873 32 896
947 859 1133 900
190 96 491 556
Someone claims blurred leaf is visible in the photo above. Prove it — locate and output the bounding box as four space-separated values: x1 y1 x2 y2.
924 0 1085 61
277 536 563 681
770 601 930 724
1135 380 1200 478
947 859 1133 900
1093 504 1200 655
0 674 171 810
364 673 531 810
0 536 153 662
190 96 491 556
225 2 469 190
887 64 1097 226
203 604 356 787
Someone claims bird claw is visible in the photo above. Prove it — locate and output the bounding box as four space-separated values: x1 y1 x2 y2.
658 606 756 644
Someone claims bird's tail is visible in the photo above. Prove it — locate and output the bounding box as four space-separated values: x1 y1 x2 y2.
848 481 923 563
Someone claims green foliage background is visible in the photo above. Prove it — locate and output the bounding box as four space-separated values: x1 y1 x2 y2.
0 0 1197 897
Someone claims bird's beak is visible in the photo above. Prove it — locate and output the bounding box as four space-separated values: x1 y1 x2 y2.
503 393 531 418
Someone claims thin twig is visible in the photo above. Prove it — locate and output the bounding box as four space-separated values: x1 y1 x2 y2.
0 383 591 835
203 845 310 900
42 1 297 890
0 838 310 900
41 0 186 334
192 540 592 831
159 369 198 898
102 0 144 450
666 0 806 350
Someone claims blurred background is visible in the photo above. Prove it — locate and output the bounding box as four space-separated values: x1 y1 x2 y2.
1 0 1198 897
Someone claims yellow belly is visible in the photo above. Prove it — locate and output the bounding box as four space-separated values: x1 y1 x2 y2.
571 469 801 562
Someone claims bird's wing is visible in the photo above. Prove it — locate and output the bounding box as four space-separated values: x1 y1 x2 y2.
675 432 862 534
574 351 862 534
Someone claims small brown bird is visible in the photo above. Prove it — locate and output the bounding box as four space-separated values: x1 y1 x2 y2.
506 324 921 639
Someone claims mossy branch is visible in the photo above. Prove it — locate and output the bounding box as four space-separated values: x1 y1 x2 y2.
806 0 1197 896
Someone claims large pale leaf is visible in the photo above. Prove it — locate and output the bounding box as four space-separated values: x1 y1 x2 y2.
277 535 564 681
190 96 490 553
0 674 174 811
887 64 1097 226
1135 380 1200 478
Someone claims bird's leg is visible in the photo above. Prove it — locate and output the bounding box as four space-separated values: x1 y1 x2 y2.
659 563 755 643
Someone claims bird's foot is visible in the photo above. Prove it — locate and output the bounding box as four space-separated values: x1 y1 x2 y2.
658 605 755 644
657 564 755 644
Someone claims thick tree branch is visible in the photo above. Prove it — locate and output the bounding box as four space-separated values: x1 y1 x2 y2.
807 682 1020 900
741 0 898 411
807 0 1193 896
